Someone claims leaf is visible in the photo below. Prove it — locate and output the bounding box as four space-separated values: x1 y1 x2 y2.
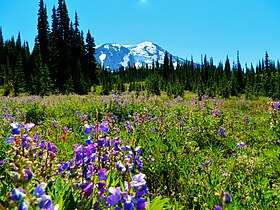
146 196 170 210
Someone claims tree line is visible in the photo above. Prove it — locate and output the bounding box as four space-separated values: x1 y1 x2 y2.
102 50 280 100
0 0 99 96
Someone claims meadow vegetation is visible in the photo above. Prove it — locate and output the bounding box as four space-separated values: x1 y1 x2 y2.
0 91 279 209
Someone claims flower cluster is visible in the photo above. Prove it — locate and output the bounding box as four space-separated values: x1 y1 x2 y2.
4 122 60 209
55 123 147 209
219 126 226 138
214 191 232 210
9 183 59 210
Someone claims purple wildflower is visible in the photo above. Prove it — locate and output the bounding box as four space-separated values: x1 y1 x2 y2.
33 183 47 197
97 182 107 193
24 169 33 182
52 121 58 127
107 187 121 206
219 126 226 138
214 206 222 210
38 194 53 209
100 121 109 133
24 123 35 131
9 188 26 201
84 124 93 134
136 198 148 210
18 201 28 210
5 135 15 144
97 168 107 180
236 142 245 149
11 122 21 134
223 192 232 205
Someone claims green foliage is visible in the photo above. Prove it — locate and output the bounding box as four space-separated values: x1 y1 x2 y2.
146 74 160 96
25 103 47 123
0 93 280 209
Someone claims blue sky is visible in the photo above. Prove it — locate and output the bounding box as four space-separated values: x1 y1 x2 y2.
1 0 280 66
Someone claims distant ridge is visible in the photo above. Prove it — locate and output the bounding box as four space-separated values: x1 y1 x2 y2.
95 41 185 70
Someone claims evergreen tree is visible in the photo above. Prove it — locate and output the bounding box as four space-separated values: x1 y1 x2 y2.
13 55 26 96
225 55 231 79
85 30 98 85
236 51 244 93
37 0 50 66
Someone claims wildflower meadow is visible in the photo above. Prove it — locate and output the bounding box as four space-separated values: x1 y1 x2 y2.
0 92 279 209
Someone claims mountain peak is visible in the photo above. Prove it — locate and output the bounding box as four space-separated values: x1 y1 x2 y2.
95 41 184 70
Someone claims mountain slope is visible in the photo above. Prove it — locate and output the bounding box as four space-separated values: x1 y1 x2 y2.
95 41 185 70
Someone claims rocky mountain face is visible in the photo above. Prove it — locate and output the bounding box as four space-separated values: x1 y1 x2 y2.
95 41 185 70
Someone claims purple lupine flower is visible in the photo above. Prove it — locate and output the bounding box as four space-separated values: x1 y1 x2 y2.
52 121 58 128
9 188 26 201
136 198 148 210
126 122 134 132
135 156 143 171
131 174 146 187
85 165 94 179
81 115 88 122
11 122 20 134
222 173 231 177
33 183 47 197
135 146 141 155
85 135 93 145
38 194 53 209
97 168 107 180
24 123 35 131
97 137 106 147
18 201 28 210
5 135 15 144
40 140 45 149
101 154 108 162
83 183 93 197
236 142 245 149
135 182 148 198
214 206 222 210
214 110 220 117
47 142 58 153
22 134 29 148
76 110 81 115
124 200 134 210
84 124 93 134
219 126 226 138
0 160 3 166
97 182 107 193
24 169 33 182
100 122 109 133
21 113 26 119
116 161 126 172
199 162 205 168
223 192 232 205
114 140 122 151
107 187 121 206
33 133 41 142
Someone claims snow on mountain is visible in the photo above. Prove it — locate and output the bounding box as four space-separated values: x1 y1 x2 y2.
95 41 185 70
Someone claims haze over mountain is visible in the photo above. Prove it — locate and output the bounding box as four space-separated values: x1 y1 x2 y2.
95 41 185 70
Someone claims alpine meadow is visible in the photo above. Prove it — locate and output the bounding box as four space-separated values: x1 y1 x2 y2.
0 0 279 210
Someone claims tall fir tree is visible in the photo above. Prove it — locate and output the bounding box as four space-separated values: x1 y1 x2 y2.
37 0 50 66
85 30 98 85
13 55 26 96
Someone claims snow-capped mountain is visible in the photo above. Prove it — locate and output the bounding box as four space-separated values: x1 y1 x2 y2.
95 41 185 70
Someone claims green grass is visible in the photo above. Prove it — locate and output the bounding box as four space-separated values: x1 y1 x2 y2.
0 92 279 209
